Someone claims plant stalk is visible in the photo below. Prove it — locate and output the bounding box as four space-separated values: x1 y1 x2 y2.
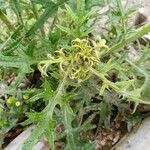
109 24 150 53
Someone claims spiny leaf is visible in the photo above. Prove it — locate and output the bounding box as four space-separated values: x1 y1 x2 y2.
81 142 96 150
77 0 85 16
28 92 44 102
109 24 150 53
23 71 69 149
22 122 47 150
56 25 72 35
65 4 77 22
26 0 68 36
31 0 53 6
0 54 31 72
63 104 76 150
46 121 56 150
81 113 97 131
10 0 24 25
99 101 111 128
85 0 104 10
22 112 44 126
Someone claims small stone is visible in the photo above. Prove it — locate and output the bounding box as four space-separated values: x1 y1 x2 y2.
128 45 140 61
0 83 7 95
107 134 113 141
100 139 106 146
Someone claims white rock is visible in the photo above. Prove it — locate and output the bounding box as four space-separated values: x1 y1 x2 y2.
0 83 7 95
4 126 45 150
128 45 140 61
112 117 150 150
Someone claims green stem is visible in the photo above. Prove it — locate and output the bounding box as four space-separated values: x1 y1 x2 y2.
109 24 150 53
44 66 71 119
91 67 150 104
90 68 119 91
0 10 15 31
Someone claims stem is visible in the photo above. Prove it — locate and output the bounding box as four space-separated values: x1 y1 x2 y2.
0 10 15 31
44 66 71 120
90 68 119 91
91 67 150 104
108 24 150 53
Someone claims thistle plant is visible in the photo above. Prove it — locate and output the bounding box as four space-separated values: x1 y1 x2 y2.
0 0 150 150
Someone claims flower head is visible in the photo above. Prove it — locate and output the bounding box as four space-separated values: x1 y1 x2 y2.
38 37 108 82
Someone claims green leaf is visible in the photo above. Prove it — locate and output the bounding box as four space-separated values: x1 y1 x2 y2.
109 24 150 53
28 92 44 102
0 54 31 71
23 72 69 149
115 80 134 91
31 0 52 6
0 54 32 71
56 25 72 35
78 10 94 26
46 121 56 150
81 141 96 150
124 6 137 17
77 0 85 16
10 0 24 25
22 122 47 150
65 4 77 22
43 80 54 99
26 0 68 36
85 0 104 9
62 104 76 150
81 113 97 131
99 101 111 128
22 112 43 126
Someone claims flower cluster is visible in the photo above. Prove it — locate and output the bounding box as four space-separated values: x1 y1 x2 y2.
38 37 108 81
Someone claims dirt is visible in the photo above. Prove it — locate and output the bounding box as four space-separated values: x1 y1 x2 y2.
95 121 127 150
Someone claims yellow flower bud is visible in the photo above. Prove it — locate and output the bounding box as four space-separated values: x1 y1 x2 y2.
15 101 21 107
23 94 29 100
